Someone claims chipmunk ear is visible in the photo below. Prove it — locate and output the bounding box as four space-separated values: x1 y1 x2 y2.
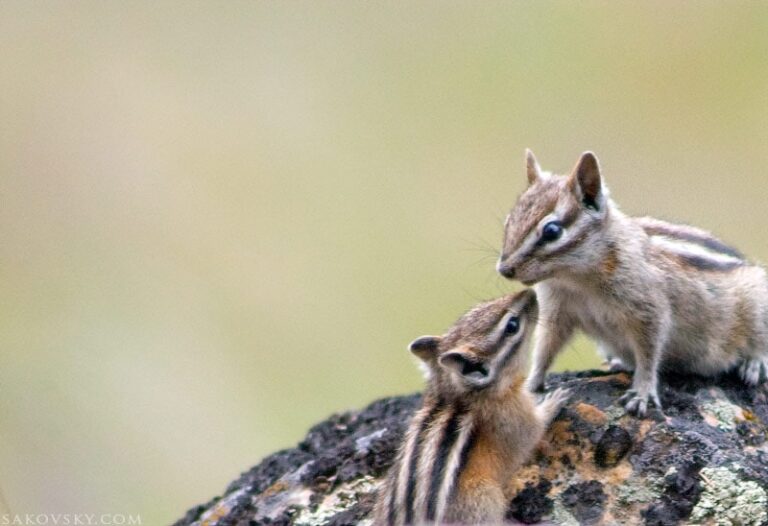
439 349 489 384
569 151 603 211
409 336 441 362
526 149 542 185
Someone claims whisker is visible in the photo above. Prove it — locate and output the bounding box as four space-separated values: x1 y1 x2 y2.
458 236 500 257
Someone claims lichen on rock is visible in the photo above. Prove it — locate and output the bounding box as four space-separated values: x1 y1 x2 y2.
700 388 746 431
690 465 768 526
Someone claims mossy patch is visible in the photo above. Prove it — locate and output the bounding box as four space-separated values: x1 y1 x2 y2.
690 465 768 526
293 476 378 526
550 501 580 526
614 475 662 507
700 389 744 431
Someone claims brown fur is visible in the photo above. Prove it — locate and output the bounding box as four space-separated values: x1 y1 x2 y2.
373 290 569 525
600 243 619 277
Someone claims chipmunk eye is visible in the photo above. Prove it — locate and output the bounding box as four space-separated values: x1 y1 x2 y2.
504 317 520 336
541 221 563 242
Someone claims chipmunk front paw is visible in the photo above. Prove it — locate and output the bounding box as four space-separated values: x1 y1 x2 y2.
543 387 571 410
537 387 571 423
619 389 661 417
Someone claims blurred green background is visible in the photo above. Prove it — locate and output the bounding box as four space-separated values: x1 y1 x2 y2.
1 1 767 524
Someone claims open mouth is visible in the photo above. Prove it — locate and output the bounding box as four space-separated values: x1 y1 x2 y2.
461 360 489 380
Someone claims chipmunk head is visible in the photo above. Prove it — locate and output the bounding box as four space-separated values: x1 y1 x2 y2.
497 150 611 285
408 289 538 396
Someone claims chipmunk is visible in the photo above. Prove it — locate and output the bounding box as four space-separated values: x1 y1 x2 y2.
497 150 768 417
373 289 569 526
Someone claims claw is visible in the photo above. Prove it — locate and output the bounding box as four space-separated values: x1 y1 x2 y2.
651 392 662 410
618 389 636 405
619 389 662 418
623 395 648 417
544 387 571 410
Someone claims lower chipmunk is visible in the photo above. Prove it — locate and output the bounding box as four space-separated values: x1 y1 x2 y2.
373 289 569 525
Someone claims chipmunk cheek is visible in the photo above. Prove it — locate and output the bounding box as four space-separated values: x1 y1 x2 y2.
517 267 543 285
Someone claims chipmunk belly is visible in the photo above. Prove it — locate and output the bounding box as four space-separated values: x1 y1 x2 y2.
563 289 638 365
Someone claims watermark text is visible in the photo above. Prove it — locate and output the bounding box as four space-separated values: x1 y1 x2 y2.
0 514 141 525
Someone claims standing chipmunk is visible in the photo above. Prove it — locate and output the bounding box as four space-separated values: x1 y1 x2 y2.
373 289 569 526
497 150 768 417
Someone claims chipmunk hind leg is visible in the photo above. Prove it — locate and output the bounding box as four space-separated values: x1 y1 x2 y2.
735 294 768 387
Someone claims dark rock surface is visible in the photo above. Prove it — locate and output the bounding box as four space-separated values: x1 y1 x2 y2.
173 370 768 526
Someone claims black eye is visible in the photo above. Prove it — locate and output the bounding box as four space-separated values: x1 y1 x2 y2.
541 221 563 242
504 317 520 336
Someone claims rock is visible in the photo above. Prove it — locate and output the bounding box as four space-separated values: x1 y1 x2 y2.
507 480 553 524
173 370 768 526
560 480 607 525
594 425 632 468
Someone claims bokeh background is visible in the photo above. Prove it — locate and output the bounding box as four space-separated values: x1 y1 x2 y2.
2 1 768 524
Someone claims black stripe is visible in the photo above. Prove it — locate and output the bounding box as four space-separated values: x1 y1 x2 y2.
506 202 581 257
531 210 581 251
385 471 397 526
448 428 479 503
403 401 443 525
535 223 593 261
685 234 743 260
644 224 744 260
677 253 744 272
425 409 464 521
559 205 582 229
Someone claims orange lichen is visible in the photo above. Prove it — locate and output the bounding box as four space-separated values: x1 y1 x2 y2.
575 403 608 425
586 372 632 386
201 504 229 526
741 409 757 422
262 480 289 498
547 419 576 445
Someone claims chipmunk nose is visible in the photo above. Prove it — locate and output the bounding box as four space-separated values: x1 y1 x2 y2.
496 259 515 279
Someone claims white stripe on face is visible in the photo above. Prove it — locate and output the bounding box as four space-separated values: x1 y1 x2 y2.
502 199 593 266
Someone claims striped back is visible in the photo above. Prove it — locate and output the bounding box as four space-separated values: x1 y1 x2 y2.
382 398 477 526
638 218 746 272
636 217 744 260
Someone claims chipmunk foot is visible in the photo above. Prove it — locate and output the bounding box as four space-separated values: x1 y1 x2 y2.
738 357 767 386
619 389 662 417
